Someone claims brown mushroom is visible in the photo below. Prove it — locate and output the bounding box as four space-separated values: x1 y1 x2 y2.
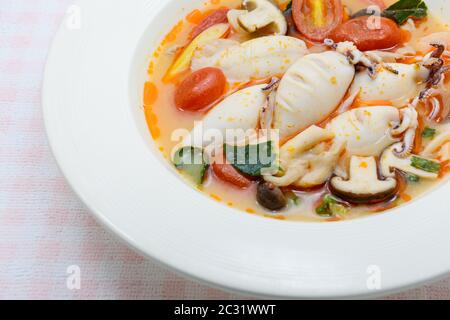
330 156 398 204
228 0 287 35
257 181 287 211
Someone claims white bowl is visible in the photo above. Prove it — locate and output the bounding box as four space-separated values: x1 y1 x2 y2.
43 0 450 298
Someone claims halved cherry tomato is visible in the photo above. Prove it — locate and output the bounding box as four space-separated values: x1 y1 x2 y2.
330 16 402 51
212 163 252 189
292 0 344 42
190 8 230 39
175 67 226 111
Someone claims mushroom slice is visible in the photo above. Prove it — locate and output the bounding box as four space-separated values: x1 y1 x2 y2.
275 51 355 140
414 32 450 53
227 10 249 34
438 142 450 162
422 131 450 158
381 143 440 179
231 0 287 35
192 36 308 84
349 63 430 108
330 156 398 204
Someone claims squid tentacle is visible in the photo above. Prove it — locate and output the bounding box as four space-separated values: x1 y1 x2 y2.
390 106 418 158
390 107 417 136
337 90 360 114
260 77 280 130
394 128 416 158
262 77 280 92
430 43 445 59
324 39 379 78
428 97 441 121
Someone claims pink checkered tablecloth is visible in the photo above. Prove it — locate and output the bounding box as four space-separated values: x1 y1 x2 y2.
1 0 449 300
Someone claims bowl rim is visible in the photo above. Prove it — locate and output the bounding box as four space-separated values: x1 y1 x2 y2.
43 0 450 299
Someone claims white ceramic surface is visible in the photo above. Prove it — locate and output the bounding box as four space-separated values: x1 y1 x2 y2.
43 0 450 298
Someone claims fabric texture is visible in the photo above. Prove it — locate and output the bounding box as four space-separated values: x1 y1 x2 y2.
0 0 449 300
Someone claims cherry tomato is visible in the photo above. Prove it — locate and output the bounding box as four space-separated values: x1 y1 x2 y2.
212 163 252 189
175 67 226 111
330 16 402 51
190 8 230 39
292 0 344 42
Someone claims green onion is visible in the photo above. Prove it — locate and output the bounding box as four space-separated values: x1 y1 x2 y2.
329 203 349 216
406 173 420 183
421 127 437 139
173 146 209 185
411 156 441 174
286 191 301 206
316 194 348 217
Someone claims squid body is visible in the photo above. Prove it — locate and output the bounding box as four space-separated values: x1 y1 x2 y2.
191 35 308 83
350 63 429 107
327 106 401 157
274 51 355 140
184 84 267 148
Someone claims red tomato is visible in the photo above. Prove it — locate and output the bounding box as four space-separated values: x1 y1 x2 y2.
330 16 402 51
292 0 344 42
175 67 226 111
190 8 230 39
212 163 252 189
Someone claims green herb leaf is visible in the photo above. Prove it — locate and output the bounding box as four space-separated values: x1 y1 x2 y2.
422 127 437 139
286 191 301 206
329 203 349 216
406 173 420 183
224 141 277 177
173 146 209 185
316 194 348 217
411 156 441 173
383 0 428 25
284 1 292 13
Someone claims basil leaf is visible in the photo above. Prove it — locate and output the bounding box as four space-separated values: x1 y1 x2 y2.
421 127 437 139
224 141 276 177
329 203 349 216
173 146 209 185
411 156 441 173
383 0 428 25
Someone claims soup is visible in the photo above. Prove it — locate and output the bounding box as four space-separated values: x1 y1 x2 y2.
144 0 450 222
